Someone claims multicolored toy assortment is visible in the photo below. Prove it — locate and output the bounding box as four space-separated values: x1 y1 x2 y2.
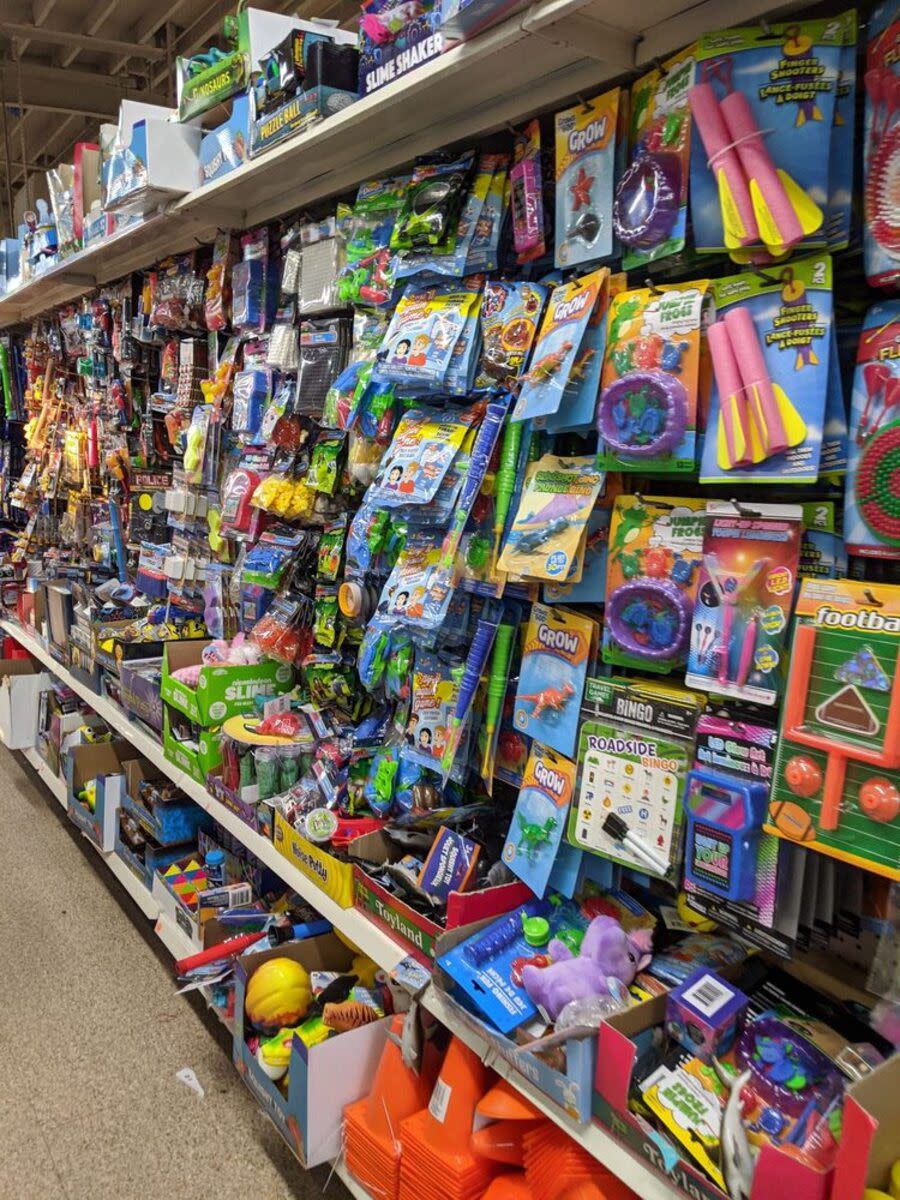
0 3 898 1200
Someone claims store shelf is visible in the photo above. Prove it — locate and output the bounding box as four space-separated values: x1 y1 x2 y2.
1 618 409 973
21 744 67 809
0 0 791 331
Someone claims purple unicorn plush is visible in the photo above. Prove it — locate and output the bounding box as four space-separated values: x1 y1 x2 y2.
522 915 653 1021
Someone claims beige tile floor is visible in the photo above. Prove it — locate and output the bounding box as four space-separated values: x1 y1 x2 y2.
0 748 347 1200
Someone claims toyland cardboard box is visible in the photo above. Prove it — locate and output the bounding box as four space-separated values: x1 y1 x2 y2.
593 951 893 1200
161 640 293 726
350 830 530 964
232 934 391 1166
66 740 134 852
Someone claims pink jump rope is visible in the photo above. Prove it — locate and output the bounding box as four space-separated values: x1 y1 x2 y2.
689 58 822 254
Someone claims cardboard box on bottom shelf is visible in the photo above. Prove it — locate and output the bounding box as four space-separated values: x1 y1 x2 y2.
161 640 293 726
831 1054 900 1200
122 757 212 845
163 704 223 785
273 810 354 908
0 655 50 749
350 830 530 965
593 953 886 1200
66 740 133 852
114 812 192 891
152 852 252 949
233 934 391 1166
432 918 595 1123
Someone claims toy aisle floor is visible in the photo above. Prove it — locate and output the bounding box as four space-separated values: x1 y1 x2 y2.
0 749 341 1200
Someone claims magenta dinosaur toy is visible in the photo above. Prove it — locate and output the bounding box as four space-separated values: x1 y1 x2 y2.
522 915 653 1020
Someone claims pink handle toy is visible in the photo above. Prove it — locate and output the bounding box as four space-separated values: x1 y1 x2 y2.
719 90 806 252
723 306 788 456
707 320 752 468
688 83 759 248
736 613 758 686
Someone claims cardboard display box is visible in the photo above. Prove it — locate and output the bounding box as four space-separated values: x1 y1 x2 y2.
66 740 133 851
161 640 293 726
273 810 354 908
122 758 211 846
0 655 50 749
162 704 223 786
351 830 530 964
831 1054 900 1199
118 658 164 732
233 933 391 1166
114 813 192 891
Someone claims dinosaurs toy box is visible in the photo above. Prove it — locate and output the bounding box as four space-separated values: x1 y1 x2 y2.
593 951 886 1200
350 830 530 964
232 934 391 1166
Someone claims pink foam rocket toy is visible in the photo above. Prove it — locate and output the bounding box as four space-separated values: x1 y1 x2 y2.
707 319 753 469
688 82 760 250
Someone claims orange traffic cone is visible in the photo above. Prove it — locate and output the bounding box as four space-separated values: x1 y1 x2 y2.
471 1119 537 1165
482 1171 537 1200
477 1080 542 1122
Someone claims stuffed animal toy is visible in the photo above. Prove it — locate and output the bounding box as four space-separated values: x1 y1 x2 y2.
522 915 653 1021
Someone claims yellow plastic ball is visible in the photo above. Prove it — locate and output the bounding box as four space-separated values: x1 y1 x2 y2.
245 958 311 1032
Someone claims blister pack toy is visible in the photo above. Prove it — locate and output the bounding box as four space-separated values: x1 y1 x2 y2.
543 505 611 605
436 897 588 1034
554 88 622 268
615 48 693 271
844 302 900 560
474 280 546 392
826 10 857 253
337 175 408 307
401 650 470 782
501 742 576 897
701 257 835 485
391 151 476 250
569 677 701 879
510 119 547 264
512 269 608 424
863 1 900 288
597 280 707 472
497 454 605 583
688 19 844 260
767 578 900 881
686 501 802 706
602 494 704 673
513 604 597 758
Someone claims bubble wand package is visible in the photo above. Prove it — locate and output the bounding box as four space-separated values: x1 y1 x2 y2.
554 88 622 268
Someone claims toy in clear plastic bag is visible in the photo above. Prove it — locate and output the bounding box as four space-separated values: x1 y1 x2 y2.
205 232 235 331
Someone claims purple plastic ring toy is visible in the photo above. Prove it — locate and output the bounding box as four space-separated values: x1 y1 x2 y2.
597 370 687 459
606 579 691 662
613 153 681 249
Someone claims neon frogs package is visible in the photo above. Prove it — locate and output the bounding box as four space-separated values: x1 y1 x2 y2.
555 88 622 268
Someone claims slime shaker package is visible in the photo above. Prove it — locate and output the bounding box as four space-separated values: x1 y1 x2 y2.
513 604 597 758
616 47 694 271
844 301 900 560
700 255 835 485
597 280 708 473
512 269 608 424
688 19 843 258
686 501 803 706
497 454 605 583
555 88 622 268
602 494 705 674
501 742 576 897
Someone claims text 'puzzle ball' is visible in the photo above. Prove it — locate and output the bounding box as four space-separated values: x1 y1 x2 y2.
245 958 312 1032
784 755 823 799
858 777 900 824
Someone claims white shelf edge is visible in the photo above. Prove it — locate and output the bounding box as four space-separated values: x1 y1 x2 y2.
4 617 679 1198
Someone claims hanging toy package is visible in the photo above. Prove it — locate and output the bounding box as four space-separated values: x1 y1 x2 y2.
377 279 482 392
597 279 707 472
390 151 476 250
863 0 900 288
554 88 622 268
510 119 547 265
615 48 693 271
475 280 546 392
688 19 843 260
844 301 900 560
700 254 837 485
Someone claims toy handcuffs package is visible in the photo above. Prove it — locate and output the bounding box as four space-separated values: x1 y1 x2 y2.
597 280 708 473
513 603 597 757
367 405 477 508
766 577 900 881
555 88 621 268
701 255 834 485
502 742 576 897
497 454 605 583
844 301 900 560
686 501 803 706
688 19 843 258
512 269 608 424
602 494 705 674
616 47 693 271
568 676 702 878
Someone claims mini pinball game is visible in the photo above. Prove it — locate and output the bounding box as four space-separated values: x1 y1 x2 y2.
767 578 900 879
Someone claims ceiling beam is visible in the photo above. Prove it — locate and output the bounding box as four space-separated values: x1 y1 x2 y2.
58 0 118 68
13 0 58 57
3 23 167 60
0 62 166 117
